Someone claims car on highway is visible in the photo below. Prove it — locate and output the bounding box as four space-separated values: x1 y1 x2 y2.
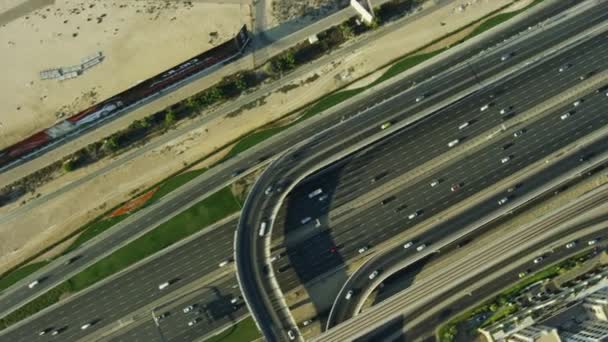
218 259 231 267
158 281 170 290
64 255 82 265
500 53 512 61
533 256 544 264
381 196 396 205
51 329 63 336
501 156 511 164
497 197 509 206
318 194 328 201
157 312 170 322
80 322 93 330
416 244 427 252
408 211 420 220
345 290 354 300
38 328 53 336
308 188 323 199
314 218 321 227
302 319 313 327
358 246 369 254
558 64 571 72
301 217 312 225
458 121 470 130
380 122 392 130
560 112 572 120
480 104 491 111
566 241 577 249
430 179 440 187
259 220 268 237
507 186 516 193
369 270 380 280
499 107 511 115
231 296 241 304
183 305 196 313
448 139 460 148
395 204 407 213
264 186 273 195
450 183 461 192
403 241 414 249
371 171 388 183
588 239 598 246
415 95 425 102
513 129 525 138
28 279 40 289
518 271 527 279
188 317 202 327
573 99 582 107
502 142 514 150
287 329 297 340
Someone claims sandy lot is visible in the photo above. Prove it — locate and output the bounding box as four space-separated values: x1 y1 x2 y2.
0 0 517 273
0 0 243 149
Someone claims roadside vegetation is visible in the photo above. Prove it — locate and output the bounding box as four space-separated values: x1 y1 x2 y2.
0 0 548 329
438 248 599 342
204 317 260 342
0 187 240 330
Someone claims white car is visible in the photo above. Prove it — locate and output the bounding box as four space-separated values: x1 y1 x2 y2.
314 218 321 228
430 179 440 187
369 270 379 280
38 328 52 336
231 296 241 304
408 212 419 220
513 129 525 138
51 330 61 336
302 319 313 326
560 112 571 120
80 323 92 330
416 244 427 252
300 217 312 225
500 53 511 61
415 95 425 102
480 104 490 111
498 197 509 206
533 256 543 264
566 241 576 249
188 318 201 327
403 241 413 249
380 122 392 130
500 108 508 115
573 100 582 107
28 280 40 289
218 260 230 267
448 139 460 148
183 305 195 313
287 329 296 340
501 156 511 164
558 64 570 72
345 290 354 300
358 246 369 254
264 186 273 195
588 239 598 246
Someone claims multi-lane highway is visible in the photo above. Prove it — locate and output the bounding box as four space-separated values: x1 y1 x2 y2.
366 224 608 342
236 2 608 340
0 0 581 329
314 184 608 341
0 1 597 341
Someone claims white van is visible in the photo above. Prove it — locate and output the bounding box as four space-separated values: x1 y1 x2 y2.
448 139 460 148
458 122 469 130
158 282 170 290
259 221 268 237
480 104 490 111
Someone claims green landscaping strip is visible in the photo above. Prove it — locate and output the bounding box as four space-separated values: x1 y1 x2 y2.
147 167 208 204
63 215 130 254
0 187 240 330
204 317 261 342
0 262 49 293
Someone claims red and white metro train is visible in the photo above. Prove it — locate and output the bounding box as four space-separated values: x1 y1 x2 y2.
0 25 250 169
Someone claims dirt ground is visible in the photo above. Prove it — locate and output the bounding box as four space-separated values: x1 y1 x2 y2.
0 0 243 149
0 0 516 274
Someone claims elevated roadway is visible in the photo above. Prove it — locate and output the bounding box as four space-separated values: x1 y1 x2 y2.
235 2 608 341
0 0 581 326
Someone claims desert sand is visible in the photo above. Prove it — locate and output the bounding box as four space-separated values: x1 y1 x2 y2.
0 0 518 273
0 0 243 149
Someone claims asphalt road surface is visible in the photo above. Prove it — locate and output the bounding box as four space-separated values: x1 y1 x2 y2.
236 3 608 340
0 1 592 341
386 226 608 342
269 24 608 321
